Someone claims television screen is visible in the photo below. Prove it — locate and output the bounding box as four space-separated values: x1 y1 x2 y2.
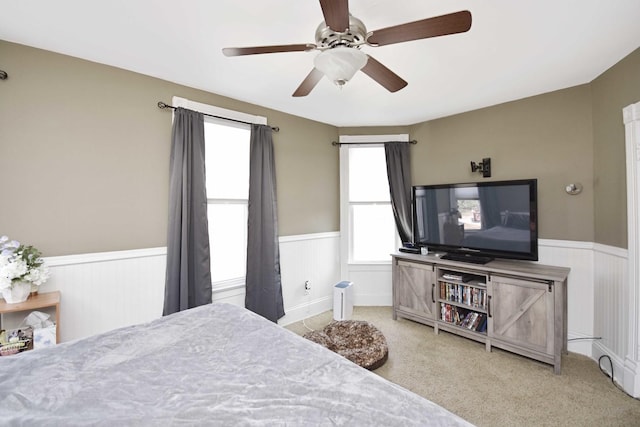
412 179 538 263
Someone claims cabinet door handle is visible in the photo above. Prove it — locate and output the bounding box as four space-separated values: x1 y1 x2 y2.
432 283 435 303
487 295 492 318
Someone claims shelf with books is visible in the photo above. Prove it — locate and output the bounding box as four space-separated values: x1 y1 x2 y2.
437 268 488 335
438 268 486 304
439 303 487 334
438 281 487 310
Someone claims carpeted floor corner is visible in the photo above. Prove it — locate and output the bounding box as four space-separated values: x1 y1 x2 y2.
286 306 640 427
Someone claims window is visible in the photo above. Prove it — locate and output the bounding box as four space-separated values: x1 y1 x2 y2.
204 119 251 288
341 143 399 263
454 187 481 230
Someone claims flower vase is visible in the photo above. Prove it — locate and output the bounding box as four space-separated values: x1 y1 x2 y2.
1 281 31 304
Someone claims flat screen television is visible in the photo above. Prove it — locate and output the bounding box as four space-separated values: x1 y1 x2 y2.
412 179 538 263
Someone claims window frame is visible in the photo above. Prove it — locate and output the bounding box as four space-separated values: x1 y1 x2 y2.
339 134 409 273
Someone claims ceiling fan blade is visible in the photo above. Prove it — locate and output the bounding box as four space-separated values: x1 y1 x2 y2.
292 68 325 97
367 10 471 46
319 0 350 32
222 44 316 57
361 55 407 93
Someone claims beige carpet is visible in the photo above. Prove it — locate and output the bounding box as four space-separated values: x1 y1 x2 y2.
286 306 640 427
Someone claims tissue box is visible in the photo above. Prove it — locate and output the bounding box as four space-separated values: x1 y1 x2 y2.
34 325 57 349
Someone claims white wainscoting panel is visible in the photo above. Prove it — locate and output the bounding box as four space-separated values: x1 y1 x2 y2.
25 233 341 341
538 239 595 356
592 243 629 386
278 232 341 326
25 234 631 379
40 248 167 342
347 264 393 306
211 284 245 307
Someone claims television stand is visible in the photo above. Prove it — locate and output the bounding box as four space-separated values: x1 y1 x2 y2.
391 253 570 374
441 252 494 265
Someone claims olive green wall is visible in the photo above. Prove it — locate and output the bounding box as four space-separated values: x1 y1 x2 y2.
341 49 640 247
591 47 640 248
0 40 339 256
2 39 638 256
409 86 594 242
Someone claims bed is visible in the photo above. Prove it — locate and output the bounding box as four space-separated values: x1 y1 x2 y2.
0 302 473 426
462 210 532 253
462 225 531 253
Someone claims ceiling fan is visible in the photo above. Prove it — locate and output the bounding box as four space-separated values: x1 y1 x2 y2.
222 0 472 97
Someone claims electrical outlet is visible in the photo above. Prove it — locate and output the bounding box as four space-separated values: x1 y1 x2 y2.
304 280 311 294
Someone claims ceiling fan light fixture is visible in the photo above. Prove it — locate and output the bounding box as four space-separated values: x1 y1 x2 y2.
314 47 367 87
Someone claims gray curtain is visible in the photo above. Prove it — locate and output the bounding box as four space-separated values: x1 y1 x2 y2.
245 124 284 323
163 108 212 316
385 142 413 243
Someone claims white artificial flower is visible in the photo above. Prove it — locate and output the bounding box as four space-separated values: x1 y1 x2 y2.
23 270 38 283
6 259 27 280
0 236 50 289
24 265 50 286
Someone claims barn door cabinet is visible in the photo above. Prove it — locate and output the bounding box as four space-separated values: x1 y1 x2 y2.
392 253 569 374
392 259 437 326
487 274 562 373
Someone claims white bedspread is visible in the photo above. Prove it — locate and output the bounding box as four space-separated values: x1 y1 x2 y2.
0 302 473 426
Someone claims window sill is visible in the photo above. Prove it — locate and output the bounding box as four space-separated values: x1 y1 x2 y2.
212 279 245 293
348 260 392 265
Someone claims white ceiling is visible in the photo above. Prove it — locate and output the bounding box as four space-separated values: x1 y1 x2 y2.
1 0 639 127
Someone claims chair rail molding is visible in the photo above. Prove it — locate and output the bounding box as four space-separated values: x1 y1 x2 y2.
623 100 640 397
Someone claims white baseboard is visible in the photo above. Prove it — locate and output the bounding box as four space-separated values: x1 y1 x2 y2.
279 296 333 326
593 341 626 390
623 356 640 398
354 292 392 306
567 332 601 357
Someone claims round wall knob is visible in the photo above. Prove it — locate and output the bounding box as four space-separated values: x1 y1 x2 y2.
565 183 583 195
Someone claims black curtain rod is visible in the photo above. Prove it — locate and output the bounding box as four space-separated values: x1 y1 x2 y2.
157 102 279 132
332 140 417 146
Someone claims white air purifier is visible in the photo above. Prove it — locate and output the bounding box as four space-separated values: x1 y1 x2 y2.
333 281 354 321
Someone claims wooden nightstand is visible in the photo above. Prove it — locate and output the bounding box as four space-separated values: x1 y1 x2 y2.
0 291 61 343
